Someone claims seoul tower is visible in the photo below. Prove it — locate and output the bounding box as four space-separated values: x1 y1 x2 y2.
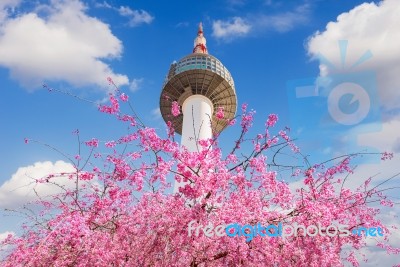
160 23 237 191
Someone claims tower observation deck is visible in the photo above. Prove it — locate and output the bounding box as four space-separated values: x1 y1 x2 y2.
159 23 237 140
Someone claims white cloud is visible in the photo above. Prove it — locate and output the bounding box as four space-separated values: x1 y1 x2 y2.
0 0 129 89
257 3 310 33
0 231 15 255
0 0 20 23
212 3 310 41
356 118 400 153
307 0 400 113
305 1 400 217
345 118 400 193
95 2 153 28
290 119 400 191
264 0 274 6
151 107 161 120
226 0 246 6
212 17 251 41
175 21 189 28
0 161 76 208
129 78 143 92
94 1 112 9
118 6 153 27
0 231 14 242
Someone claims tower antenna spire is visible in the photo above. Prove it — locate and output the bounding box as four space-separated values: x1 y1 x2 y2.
193 22 208 54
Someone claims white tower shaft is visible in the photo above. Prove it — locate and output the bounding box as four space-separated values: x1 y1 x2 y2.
181 95 213 151
173 95 213 193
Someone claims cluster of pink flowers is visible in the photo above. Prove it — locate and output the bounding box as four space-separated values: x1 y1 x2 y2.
216 106 224 119
85 138 99 147
266 113 278 127
119 93 128 102
98 94 120 115
166 121 175 138
107 76 113 85
171 101 181 117
79 172 95 181
118 114 136 126
105 141 116 148
381 151 394 160
4 88 398 267
240 108 255 133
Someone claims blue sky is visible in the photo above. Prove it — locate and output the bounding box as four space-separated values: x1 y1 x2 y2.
1 0 399 265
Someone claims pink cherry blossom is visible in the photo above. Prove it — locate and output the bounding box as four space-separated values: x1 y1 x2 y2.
85 138 99 147
171 101 181 117
98 94 120 115
105 141 116 148
1 91 398 267
216 106 224 119
107 76 113 85
266 113 278 127
381 151 394 160
119 93 129 102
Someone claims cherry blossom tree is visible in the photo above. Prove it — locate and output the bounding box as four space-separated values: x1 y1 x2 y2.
1 81 399 266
